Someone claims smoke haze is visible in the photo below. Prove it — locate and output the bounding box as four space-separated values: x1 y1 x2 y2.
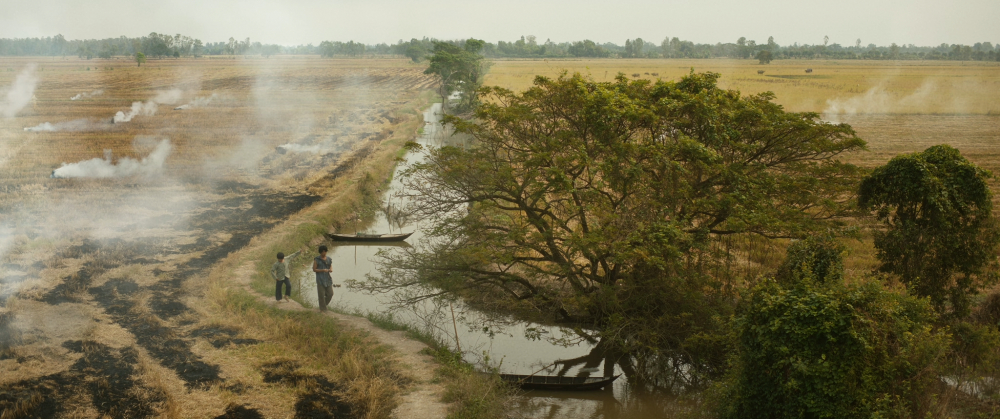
1 64 38 118
111 89 186 123
824 80 939 121
70 89 104 100
174 93 219 110
24 118 97 132
113 101 158 123
277 143 325 154
52 138 172 178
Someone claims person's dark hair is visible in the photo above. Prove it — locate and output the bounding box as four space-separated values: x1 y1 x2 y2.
318 245 328 254
277 252 284 260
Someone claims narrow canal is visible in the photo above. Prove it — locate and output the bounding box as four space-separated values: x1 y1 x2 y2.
297 103 689 418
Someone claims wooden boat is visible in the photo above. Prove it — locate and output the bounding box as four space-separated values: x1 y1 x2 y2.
498 374 620 391
325 232 413 242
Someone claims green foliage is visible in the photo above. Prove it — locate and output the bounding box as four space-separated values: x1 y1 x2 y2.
859 144 1000 316
370 71 866 379
950 320 1000 376
403 38 427 62
757 49 773 64
318 40 366 58
567 40 610 57
424 39 487 112
776 235 845 286
134 52 145 67
717 280 948 419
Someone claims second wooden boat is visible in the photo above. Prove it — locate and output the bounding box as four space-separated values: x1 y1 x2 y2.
325 232 413 242
499 374 619 391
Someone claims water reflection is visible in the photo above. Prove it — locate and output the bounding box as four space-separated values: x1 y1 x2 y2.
293 103 691 418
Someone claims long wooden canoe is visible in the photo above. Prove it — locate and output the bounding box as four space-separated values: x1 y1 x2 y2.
325 232 413 242
499 374 619 391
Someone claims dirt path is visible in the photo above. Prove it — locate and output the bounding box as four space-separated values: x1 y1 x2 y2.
240 270 450 419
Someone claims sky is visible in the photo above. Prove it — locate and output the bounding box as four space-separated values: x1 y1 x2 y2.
1 0 997 47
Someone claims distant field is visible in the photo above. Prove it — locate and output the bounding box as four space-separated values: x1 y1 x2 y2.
485 58 1000 115
485 59 1000 172
0 56 435 186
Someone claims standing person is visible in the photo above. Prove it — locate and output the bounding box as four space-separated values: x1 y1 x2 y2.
271 252 292 302
313 245 334 312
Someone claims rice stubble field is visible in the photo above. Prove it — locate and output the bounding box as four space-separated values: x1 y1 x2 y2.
0 56 440 418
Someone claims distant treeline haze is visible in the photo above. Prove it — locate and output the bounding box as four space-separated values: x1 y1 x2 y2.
1 33 998 62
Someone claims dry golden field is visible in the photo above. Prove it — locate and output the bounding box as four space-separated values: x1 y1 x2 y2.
0 56 436 418
485 58 1000 115
487 58 1000 179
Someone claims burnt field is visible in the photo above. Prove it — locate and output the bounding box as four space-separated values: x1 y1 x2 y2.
0 57 434 418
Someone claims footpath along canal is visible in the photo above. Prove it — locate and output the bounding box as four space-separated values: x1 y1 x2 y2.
296 103 687 418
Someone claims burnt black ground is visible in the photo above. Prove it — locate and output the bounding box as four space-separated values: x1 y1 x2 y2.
0 187 327 416
260 360 355 419
213 403 267 419
0 340 165 419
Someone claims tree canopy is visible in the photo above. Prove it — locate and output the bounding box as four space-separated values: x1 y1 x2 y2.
424 39 487 111
367 71 866 376
859 144 1000 316
720 279 947 419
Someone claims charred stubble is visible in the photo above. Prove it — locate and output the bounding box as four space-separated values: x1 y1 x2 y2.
1 187 325 414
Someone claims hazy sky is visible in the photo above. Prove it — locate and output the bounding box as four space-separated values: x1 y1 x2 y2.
2 0 997 47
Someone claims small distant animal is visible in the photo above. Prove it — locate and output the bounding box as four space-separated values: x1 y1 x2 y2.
805 68 813 73
631 73 640 78
651 72 659 76
644 72 649 75
757 70 765 75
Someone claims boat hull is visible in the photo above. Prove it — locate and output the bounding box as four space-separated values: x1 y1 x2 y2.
325 232 413 242
498 374 619 391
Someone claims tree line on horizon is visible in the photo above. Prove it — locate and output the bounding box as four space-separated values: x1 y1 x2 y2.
1 33 998 62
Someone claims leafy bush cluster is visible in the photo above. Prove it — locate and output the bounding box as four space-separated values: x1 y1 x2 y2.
718 239 950 418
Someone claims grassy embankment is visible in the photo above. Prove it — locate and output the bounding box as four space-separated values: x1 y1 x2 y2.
199 90 510 419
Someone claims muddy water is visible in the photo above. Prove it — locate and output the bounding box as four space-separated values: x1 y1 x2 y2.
297 103 680 418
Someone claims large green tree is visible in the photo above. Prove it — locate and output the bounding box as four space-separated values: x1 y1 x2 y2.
367 72 866 377
858 144 1000 316
424 39 487 111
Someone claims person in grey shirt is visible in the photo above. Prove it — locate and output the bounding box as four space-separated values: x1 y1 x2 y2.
271 252 292 302
313 245 334 312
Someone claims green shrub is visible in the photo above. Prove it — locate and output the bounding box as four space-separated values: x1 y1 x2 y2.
776 235 845 286
716 280 949 419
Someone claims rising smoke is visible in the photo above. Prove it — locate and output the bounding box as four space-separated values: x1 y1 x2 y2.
174 93 219 110
823 80 939 122
112 89 185 123
51 138 172 178
113 101 159 123
70 89 104 100
23 118 96 132
1 64 38 118
276 143 325 154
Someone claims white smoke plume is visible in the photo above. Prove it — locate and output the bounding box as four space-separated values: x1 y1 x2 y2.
1 64 38 118
823 80 939 122
23 118 95 132
153 89 184 105
70 89 104 101
113 101 158 123
111 89 185 123
174 93 218 110
52 139 172 178
276 143 324 154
